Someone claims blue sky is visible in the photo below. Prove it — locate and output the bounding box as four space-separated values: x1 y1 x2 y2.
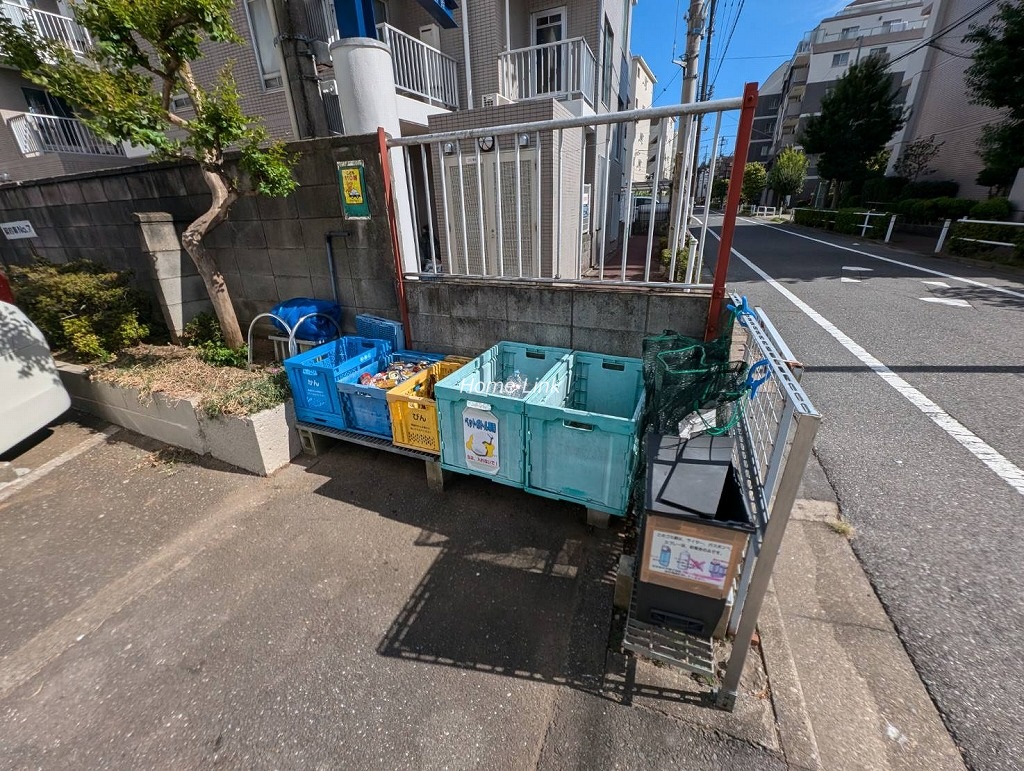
630 0 849 159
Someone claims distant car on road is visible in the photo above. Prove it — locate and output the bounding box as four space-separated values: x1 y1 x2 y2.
632 195 671 226
0 301 70 454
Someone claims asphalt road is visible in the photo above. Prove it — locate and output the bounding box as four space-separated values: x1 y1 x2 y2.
702 217 1024 771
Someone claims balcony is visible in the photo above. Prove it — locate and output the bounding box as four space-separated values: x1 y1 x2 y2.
498 37 596 106
0 2 90 56
376 23 459 110
8 113 125 157
814 19 926 44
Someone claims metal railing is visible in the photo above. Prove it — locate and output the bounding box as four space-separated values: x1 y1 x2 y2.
377 23 459 110
8 113 125 157
0 1 90 55
716 297 820 709
498 37 596 106
386 95 753 288
814 18 926 44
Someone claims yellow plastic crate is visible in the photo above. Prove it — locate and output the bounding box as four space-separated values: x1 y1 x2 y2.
386 360 467 453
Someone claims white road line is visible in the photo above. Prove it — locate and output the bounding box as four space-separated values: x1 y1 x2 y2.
842 266 874 272
922 280 951 288
710 230 1024 498
920 297 972 308
841 277 862 283
742 218 1024 302
0 426 120 505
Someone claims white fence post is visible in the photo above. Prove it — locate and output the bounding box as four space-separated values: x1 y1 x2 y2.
935 219 952 253
885 214 896 243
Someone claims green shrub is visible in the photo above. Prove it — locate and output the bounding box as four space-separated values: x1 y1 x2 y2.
201 370 290 418
969 197 1012 221
793 208 837 229
948 221 1024 261
8 260 150 361
181 311 249 368
900 179 959 200
835 209 888 238
931 197 977 221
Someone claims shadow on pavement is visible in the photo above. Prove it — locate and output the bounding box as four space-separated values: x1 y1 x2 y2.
303 442 716 709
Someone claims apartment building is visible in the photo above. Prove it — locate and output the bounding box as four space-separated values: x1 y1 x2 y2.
895 0 1002 199
746 63 785 165
646 116 675 186
767 0 941 201
627 54 655 183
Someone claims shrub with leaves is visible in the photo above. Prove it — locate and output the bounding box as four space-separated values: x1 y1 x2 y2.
8 260 150 360
182 311 248 368
969 197 1012 221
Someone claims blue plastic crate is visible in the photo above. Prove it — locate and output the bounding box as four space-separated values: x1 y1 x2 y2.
337 351 445 438
434 342 570 488
524 352 644 515
285 336 392 425
356 314 404 354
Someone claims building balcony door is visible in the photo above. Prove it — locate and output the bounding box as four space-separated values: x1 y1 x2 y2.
531 7 566 97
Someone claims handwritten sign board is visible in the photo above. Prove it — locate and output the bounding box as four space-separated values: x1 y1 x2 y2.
1 220 37 240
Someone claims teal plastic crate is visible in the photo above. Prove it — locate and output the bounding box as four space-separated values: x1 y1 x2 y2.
435 342 570 488
336 351 445 438
525 352 644 515
285 336 392 426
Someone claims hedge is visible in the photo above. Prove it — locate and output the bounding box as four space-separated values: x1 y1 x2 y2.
948 221 1024 261
900 179 959 200
968 197 1012 221
794 208 888 238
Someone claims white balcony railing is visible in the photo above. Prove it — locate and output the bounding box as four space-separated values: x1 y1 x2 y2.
376 23 459 110
0 2 90 55
8 113 125 157
498 37 596 106
814 19 926 44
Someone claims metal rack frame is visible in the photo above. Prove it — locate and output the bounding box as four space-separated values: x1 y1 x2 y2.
622 296 820 710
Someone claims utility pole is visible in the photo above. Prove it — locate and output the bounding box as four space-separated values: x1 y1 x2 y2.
690 0 717 193
271 0 331 138
667 0 705 264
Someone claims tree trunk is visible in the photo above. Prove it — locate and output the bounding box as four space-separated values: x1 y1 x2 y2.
830 180 842 209
181 166 244 349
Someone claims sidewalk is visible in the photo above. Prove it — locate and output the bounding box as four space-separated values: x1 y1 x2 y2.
0 416 966 769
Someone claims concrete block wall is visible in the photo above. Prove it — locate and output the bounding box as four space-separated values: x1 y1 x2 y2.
0 135 401 335
405 277 712 358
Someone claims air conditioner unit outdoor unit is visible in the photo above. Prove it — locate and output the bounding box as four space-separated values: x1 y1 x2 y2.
480 93 513 108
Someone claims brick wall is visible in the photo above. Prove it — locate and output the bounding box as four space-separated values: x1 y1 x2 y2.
0 135 400 334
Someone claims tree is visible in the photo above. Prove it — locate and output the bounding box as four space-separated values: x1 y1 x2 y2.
711 177 729 204
964 3 1024 195
741 162 767 205
0 0 297 348
800 54 905 207
766 147 808 204
894 135 944 181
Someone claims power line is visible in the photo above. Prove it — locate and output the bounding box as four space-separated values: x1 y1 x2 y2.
710 0 745 87
653 67 682 101
886 0 998 67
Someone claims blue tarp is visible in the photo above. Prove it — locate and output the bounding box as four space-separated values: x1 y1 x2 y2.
270 298 342 341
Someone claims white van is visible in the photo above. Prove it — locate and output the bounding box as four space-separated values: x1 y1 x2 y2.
0 300 71 454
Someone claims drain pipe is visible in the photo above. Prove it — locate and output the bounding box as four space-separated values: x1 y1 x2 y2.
324 231 350 305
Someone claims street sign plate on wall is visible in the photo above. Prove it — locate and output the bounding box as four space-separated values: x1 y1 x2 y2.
1 220 37 240
337 161 371 220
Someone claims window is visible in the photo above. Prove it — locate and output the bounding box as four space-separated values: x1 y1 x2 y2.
22 88 73 117
869 46 887 58
245 0 283 90
170 93 190 112
374 0 388 23
760 145 768 157
840 26 860 40
831 52 849 67
601 17 614 106
882 18 904 33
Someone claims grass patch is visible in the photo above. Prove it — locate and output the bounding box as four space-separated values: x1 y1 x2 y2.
829 519 855 538
89 344 289 418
